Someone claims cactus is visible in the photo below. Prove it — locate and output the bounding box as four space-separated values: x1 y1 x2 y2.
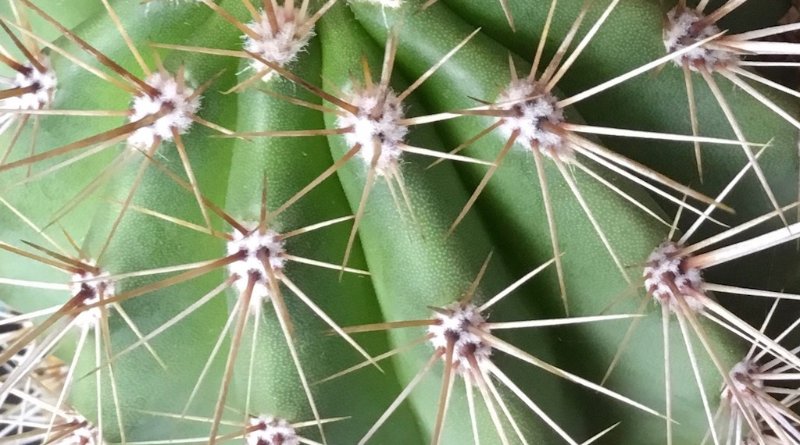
1 0 800 444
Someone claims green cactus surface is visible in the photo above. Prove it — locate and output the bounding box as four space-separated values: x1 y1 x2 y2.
1 1 800 444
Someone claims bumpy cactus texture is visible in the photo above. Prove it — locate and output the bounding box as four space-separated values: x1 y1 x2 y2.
1 0 800 444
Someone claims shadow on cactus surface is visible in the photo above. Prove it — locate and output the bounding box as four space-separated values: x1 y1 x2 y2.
1 0 800 444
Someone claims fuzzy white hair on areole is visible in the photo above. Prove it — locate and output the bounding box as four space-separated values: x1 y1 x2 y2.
337 85 407 175
663 7 737 71
246 416 299 445
643 242 705 313
226 228 287 305
67 426 100 445
722 359 787 442
496 79 568 159
2 58 57 111
427 302 492 376
243 6 315 82
62 416 102 445
71 261 114 328
724 359 763 398
127 72 200 149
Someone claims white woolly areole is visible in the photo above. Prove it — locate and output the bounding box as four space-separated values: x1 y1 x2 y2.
427 302 492 377
337 86 407 175
226 228 287 305
663 7 737 71
496 79 567 159
58 416 102 445
2 59 57 111
722 360 781 442
643 242 704 313
724 359 763 400
127 72 200 149
243 6 314 82
246 416 298 445
70 262 115 328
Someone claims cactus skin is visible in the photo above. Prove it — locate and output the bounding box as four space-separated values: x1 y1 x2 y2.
0 0 798 444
